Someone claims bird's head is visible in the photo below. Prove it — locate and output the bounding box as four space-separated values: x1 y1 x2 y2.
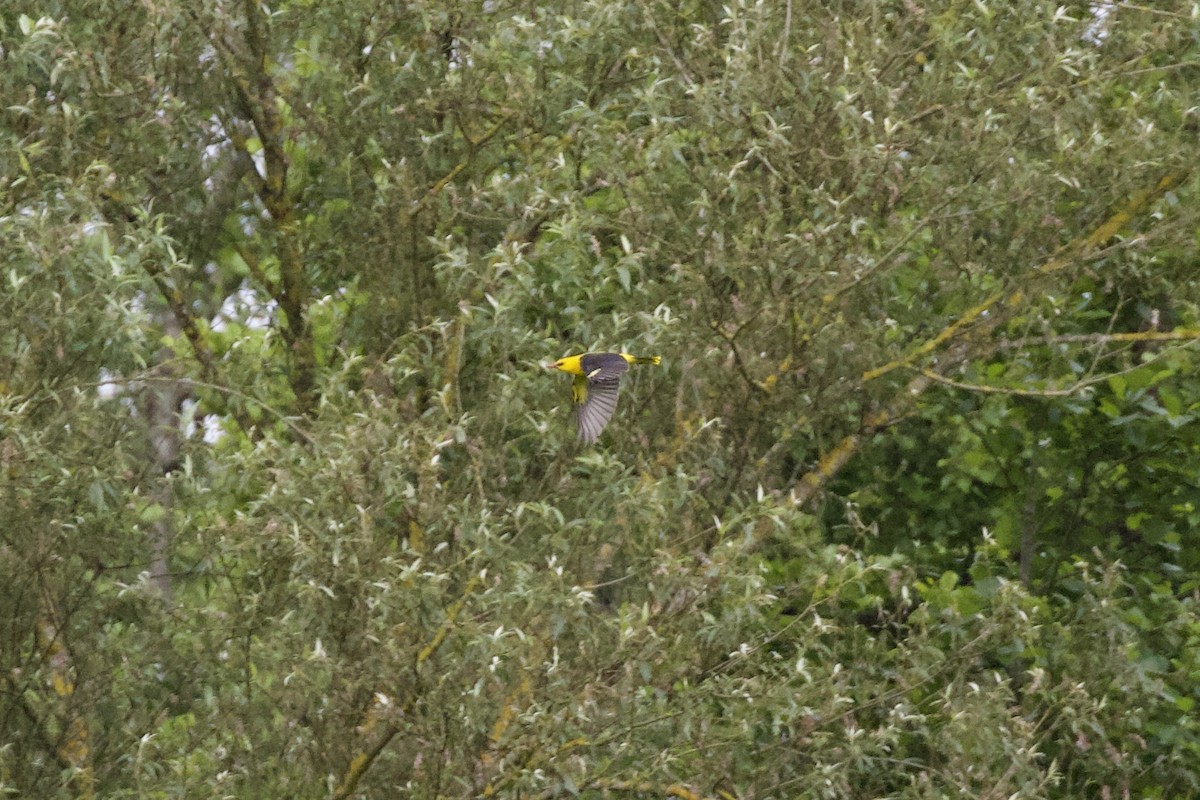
545 354 584 376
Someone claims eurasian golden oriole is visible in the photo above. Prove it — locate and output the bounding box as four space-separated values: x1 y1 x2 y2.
546 352 661 443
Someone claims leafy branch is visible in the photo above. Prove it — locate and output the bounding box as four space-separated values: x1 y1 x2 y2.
789 168 1190 515
331 575 481 799
862 170 1190 383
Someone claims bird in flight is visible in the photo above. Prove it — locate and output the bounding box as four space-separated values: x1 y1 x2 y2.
546 352 661 443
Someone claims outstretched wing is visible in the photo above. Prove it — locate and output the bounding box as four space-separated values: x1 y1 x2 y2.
573 373 622 443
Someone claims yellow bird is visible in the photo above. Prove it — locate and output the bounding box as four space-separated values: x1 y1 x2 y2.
546 352 661 443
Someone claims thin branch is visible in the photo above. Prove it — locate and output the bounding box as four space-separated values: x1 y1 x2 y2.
998 329 1200 348
645 7 695 89
1114 2 1196 18
407 113 514 220
583 780 723 800
832 192 958 298
47 373 316 446
331 722 401 800
331 575 481 800
923 333 1196 398
139 259 215 376
416 575 480 666
778 0 792 68
928 370 1059 397
789 372 933 511
863 169 1189 383
709 315 770 396
230 240 280 298
786 170 1189 512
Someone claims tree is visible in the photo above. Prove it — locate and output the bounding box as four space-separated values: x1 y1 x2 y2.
2 2 1199 797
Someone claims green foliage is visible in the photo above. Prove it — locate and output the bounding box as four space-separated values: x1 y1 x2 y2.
2 1 1200 798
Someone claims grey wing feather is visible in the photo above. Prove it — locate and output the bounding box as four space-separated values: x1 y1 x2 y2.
579 353 630 381
577 379 621 443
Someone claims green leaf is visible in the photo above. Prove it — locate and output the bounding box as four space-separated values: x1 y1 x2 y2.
139 503 167 524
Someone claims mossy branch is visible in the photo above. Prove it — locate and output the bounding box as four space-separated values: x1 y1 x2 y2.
139 258 216 376
331 575 481 799
862 170 1189 383
790 169 1190 514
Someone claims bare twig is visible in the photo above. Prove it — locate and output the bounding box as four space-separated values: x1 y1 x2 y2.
918 350 1169 398
997 329 1200 348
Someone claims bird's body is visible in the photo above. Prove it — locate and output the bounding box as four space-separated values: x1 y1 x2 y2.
547 352 661 443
